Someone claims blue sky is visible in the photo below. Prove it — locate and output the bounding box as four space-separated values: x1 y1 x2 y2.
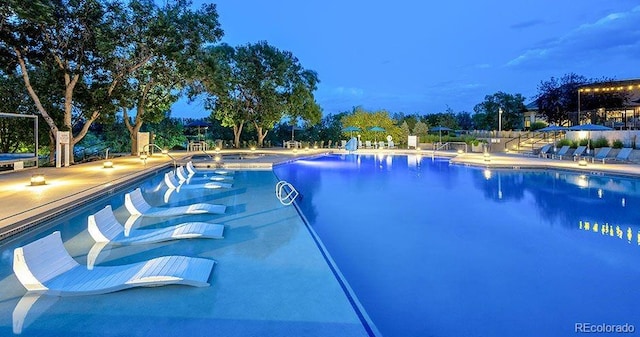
174 0 640 118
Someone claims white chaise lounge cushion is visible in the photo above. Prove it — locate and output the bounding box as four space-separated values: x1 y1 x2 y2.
88 205 224 244
124 188 226 217
177 166 233 188
186 161 234 176
13 231 215 296
167 170 232 190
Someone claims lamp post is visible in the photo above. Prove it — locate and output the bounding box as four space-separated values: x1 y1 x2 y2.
498 108 503 133
577 89 581 125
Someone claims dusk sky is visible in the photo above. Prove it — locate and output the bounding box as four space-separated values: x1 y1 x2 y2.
175 0 640 118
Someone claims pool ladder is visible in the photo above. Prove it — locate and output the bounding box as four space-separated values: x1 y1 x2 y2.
275 181 299 206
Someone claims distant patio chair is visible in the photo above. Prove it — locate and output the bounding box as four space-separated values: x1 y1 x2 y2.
552 145 571 160
365 141 372 149
572 146 587 161
537 144 552 158
603 147 633 164
388 140 395 149
591 147 612 163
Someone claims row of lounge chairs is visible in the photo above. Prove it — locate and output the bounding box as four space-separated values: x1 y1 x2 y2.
13 162 233 297
539 144 634 163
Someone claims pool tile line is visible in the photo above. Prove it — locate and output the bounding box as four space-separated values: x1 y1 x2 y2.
275 173 382 337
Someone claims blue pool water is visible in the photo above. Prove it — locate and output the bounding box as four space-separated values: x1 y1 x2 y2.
0 168 368 336
274 154 640 337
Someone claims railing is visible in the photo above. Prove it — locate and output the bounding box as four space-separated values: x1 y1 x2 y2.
503 131 553 153
275 180 299 206
142 144 178 167
432 142 450 159
200 148 213 159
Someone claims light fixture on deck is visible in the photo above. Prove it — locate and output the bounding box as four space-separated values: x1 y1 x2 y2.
250 146 256 151
103 160 114 169
578 159 588 166
457 149 464 154
30 174 46 186
161 149 169 155
483 152 491 162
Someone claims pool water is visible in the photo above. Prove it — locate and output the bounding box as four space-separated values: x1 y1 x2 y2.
0 168 369 337
274 154 640 337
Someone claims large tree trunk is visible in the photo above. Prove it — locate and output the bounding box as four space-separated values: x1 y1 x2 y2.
124 107 145 155
254 122 268 147
125 82 152 155
233 123 244 148
48 131 55 165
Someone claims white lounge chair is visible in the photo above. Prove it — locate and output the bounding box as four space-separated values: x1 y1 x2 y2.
179 165 233 182
175 169 232 189
166 171 232 190
124 188 226 217
12 231 215 296
88 205 224 245
388 140 395 149
186 161 234 176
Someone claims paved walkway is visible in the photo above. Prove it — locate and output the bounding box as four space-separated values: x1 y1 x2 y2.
2 148 640 239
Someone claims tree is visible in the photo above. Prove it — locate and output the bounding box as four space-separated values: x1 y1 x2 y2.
0 69 35 152
535 74 587 125
473 92 526 130
422 109 459 130
197 44 248 148
456 111 474 130
413 121 429 138
197 41 320 148
117 0 222 154
340 107 401 143
0 0 126 163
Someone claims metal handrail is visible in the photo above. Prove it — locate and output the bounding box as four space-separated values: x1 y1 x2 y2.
142 143 177 167
432 142 450 159
275 180 299 206
200 148 213 159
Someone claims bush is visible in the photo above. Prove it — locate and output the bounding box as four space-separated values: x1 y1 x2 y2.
592 137 609 148
556 139 573 147
612 139 623 149
530 121 547 131
579 139 589 147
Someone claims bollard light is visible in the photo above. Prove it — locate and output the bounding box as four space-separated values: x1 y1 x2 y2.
30 174 46 186
103 160 114 169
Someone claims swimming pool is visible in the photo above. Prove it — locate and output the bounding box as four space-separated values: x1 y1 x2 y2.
274 154 640 337
0 168 369 336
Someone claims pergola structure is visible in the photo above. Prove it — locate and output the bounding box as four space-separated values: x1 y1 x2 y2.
578 79 640 129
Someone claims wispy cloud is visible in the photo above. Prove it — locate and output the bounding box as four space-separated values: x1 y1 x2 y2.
507 5 640 68
510 19 546 30
331 86 365 97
